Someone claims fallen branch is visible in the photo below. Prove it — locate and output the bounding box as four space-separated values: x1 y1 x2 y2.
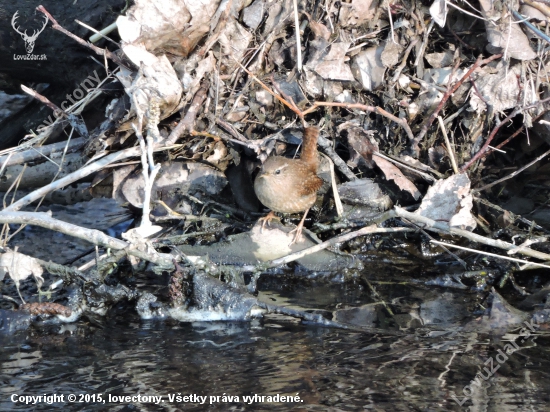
0 138 86 168
394 207 550 262
4 147 140 211
318 134 357 181
267 226 413 267
430 240 550 270
0 211 174 267
3 143 178 212
266 209 409 267
166 81 210 145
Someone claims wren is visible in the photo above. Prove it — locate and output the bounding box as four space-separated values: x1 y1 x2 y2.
254 127 323 243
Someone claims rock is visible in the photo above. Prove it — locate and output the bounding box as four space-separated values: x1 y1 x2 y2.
177 219 358 271
119 161 227 209
338 178 393 211
254 89 273 107
242 0 265 30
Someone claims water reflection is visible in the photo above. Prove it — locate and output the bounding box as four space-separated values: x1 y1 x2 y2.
0 310 549 411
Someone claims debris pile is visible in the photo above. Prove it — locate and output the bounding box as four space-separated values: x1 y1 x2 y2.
1 0 550 330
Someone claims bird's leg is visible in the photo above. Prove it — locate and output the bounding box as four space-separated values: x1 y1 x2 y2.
258 210 280 233
289 208 310 245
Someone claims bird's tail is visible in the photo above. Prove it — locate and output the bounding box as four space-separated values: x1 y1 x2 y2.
301 127 319 168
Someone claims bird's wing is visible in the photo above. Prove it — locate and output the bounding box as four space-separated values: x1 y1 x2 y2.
299 175 323 197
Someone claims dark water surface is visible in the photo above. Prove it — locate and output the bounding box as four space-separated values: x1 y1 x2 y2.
1 283 550 411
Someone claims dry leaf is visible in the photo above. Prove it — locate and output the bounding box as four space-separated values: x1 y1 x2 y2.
0 251 44 289
478 0 536 60
309 19 331 41
329 0 378 27
218 20 253 68
425 51 454 68
117 0 220 57
372 156 421 200
351 45 386 91
430 0 448 27
242 0 266 30
341 123 379 168
415 173 476 230
119 44 184 120
307 42 355 81
469 63 535 114
381 39 404 68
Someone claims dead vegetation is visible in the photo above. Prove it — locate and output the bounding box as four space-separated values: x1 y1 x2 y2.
2 0 550 329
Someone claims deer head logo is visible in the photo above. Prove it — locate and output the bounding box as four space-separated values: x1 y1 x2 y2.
11 11 49 54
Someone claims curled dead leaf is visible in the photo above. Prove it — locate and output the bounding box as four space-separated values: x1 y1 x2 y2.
372 156 421 200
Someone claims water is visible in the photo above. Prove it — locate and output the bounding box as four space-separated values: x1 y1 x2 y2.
1 282 550 411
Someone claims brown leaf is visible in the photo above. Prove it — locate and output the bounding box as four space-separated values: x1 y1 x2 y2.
20 302 72 317
309 19 331 41
329 0 378 27
340 123 379 168
372 156 421 200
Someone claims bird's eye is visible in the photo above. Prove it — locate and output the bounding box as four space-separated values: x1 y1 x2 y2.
275 169 281 175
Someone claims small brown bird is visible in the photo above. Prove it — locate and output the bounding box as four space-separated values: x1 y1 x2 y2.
254 127 323 243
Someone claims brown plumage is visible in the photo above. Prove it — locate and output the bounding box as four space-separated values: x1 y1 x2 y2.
254 127 323 243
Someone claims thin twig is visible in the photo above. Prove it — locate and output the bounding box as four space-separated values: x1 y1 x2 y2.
414 53 502 147
20 85 62 113
302 102 415 142
36 6 127 68
492 110 548 152
473 147 550 193
3 143 178 212
89 21 118 43
438 116 459 174
320 153 343 217
374 152 436 182
231 56 304 119
234 57 415 145
512 9 550 44
394 207 550 262
267 225 412 267
167 81 209 145
391 38 419 83
132 122 161 229
388 3 397 44
473 196 549 233
431 240 550 270
75 19 120 47
292 0 303 72
461 96 550 171
215 117 249 142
